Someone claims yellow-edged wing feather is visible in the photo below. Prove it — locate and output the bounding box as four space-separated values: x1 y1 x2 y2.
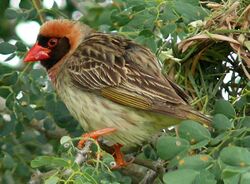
101 87 151 110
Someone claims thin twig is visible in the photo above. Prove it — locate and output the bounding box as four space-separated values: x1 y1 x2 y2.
139 170 158 184
32 0 45 23
133 158 165 174
63 140 93 176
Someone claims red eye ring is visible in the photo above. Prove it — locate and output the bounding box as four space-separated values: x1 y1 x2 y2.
48 38 58 48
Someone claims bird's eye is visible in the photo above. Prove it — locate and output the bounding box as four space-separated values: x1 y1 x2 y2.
48 38 58 48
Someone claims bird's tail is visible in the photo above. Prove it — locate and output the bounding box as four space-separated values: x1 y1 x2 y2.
151 104 211 127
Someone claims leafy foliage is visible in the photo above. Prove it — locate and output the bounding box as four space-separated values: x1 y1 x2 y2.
0 0 249 183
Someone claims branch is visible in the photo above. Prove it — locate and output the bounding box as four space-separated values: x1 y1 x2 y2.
139 170 158 184
133 157 165 173
63 140 93 176
0 96 6 112
29 141 93 184
120 157 165 183
32 0 45 23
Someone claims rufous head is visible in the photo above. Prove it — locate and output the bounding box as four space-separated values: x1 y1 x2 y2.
24 19 88 70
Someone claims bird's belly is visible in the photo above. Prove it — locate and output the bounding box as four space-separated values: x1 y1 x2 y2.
58 84 157 149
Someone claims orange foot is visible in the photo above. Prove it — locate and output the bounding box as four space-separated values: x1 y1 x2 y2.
111 143 134 169
77 127 117 149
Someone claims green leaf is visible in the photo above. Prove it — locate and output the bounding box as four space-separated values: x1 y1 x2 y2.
210 132 227 146
4 53 16 61
102 152 115 166
60 136 71 145
212 114 233 132
222 166 248 177
236 136 250 148
4 8 19 19
0 42 17 55
161 24 177 35
143 145 158 160
19 0 32 9
142 36 157 53
209 161 222 181
167 149 190 169
18 106 34 120
174 0 199 5
45 100 77 130
178 120 211 144
5 93 15 110
0 72 18 86
240 116 250 128
139 30 154 37
16 162 30 177
75 176 89 184
34 110 47 120
126 11 155 30
160 6 179 22
231 128 246 138
221 168 244 184
30 82 41 96
240 172 250 184
3 170 15 184
132 4 145 12
31 156 69 168
2 153 15 169
45 176 59 184
43 117 55 130
0 64 13 74
21 8 37 20
178 154 213 170
194 170 217 184
29 69 47 80
234 96 248 111
156 136 190 160
15 41 27 52
214 99 236 119
220 146 250 167
191 139 210 149
0 119 16 136
111 11 131 27
163 169 199 184
173 1 208 23
0 87 11 98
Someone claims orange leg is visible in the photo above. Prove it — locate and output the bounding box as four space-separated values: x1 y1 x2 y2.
77 127 117 149
77 128 133 169
111 143 134 169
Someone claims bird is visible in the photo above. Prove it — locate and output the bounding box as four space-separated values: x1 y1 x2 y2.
24 19 210 167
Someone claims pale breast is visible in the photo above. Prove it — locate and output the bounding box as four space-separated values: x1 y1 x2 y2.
53 69 157 149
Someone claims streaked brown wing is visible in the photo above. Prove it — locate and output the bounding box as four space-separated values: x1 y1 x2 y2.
67 33 127 90
67 33 188 116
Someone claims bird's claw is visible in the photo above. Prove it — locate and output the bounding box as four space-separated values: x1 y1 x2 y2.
111 143 134 169
77 128 132 169
77 127 117 149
